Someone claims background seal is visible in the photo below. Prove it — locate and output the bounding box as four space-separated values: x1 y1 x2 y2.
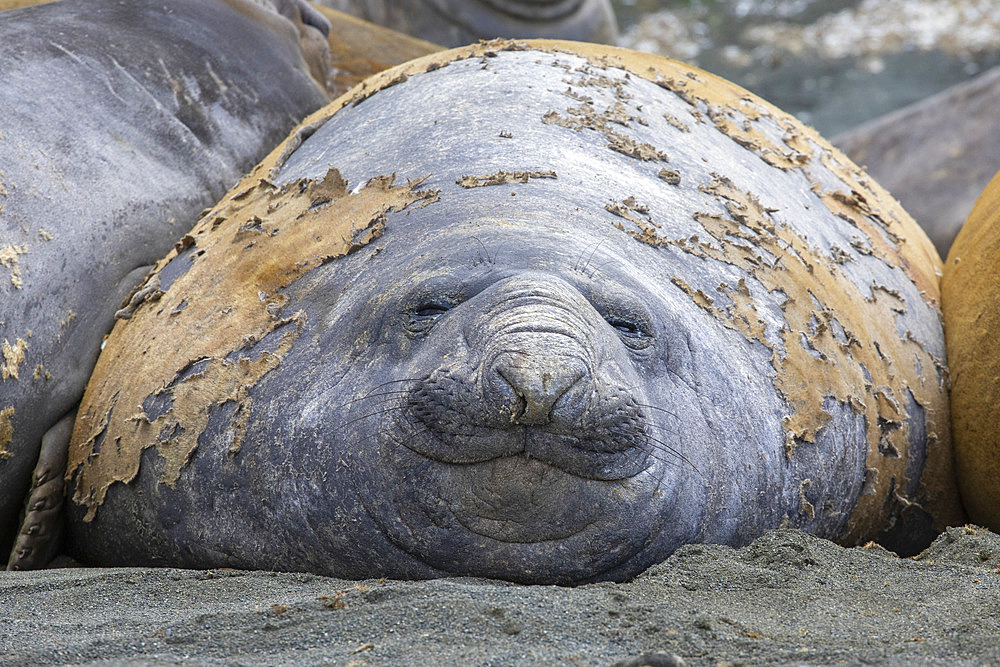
0 0 330 567
941 168 1000 533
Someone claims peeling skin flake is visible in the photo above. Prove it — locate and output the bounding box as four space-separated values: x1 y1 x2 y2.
456 170 557 188
1 338 27 380
68 161 440 520
0 245 27 289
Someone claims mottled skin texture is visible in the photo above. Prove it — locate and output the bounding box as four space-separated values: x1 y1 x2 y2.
942 169 1000 532
66 41 962 584
313 0 618 47
0 0 330 564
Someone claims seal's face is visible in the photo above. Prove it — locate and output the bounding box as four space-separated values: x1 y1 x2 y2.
291 223 726 583
373 272 664 581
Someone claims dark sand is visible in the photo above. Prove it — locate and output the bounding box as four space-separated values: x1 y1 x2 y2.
3 527 999 665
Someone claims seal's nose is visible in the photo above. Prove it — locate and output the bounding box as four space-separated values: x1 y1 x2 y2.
495 355 585 425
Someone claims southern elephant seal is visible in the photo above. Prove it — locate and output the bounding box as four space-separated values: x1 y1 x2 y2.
0 0 330 567
313 0 618 46
942 169 1000 532
65 40 963 584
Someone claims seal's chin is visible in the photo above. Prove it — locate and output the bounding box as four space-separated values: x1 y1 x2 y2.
445 454 604 543
357 426 667 582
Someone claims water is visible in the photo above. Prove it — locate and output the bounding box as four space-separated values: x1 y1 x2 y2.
613 0 1000 136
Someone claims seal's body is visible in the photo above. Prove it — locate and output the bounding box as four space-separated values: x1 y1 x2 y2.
942 170 1000 533
0 0 329 561
314 0 618 46
66 41 962 584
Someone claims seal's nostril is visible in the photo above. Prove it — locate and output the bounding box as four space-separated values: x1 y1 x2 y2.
495 367 528 423
495 358 584 425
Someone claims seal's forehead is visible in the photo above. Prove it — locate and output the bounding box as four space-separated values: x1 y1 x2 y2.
274 47 935 318
274 50 886 265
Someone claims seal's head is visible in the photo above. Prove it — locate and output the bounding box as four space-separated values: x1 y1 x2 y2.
293 219 723 582
66 40 963 583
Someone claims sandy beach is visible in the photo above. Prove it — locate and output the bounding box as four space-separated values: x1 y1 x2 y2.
3 526 998 665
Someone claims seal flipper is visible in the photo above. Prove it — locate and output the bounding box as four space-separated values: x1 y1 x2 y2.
6 409 74 571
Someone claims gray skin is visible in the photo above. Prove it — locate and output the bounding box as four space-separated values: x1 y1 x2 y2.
313 0 618 46
0 0 330 564
67 47 953 584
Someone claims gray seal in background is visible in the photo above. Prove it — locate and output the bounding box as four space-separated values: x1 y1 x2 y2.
0 0 330 565
65 42 962 584
834 65 1000 259
313 0 618 46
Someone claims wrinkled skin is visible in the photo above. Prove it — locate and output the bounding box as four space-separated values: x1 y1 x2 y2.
313 0 618 46
0 0 329 563
66 44 960 584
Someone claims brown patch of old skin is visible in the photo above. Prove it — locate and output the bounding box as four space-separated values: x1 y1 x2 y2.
542 100 669 162
68 141 438 518
942 168 1000 531
1 338 27 380
456 171 557 188
0 245 26 289
616 174 957 541
0 407 13 460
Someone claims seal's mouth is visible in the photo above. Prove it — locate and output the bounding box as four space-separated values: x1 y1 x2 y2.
400 419 653 482
399 367 656 481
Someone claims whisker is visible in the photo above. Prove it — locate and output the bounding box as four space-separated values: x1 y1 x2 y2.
632 443 685 471
471 235 497 265
573 240 602 273
335 389 411 410
331 377 420 409
337 399 406 432
634 402 682 420
643 432 702 477
581 239 606 273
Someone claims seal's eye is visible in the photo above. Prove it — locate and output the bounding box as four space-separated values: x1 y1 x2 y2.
604 315 652 350
415 304 451 319
405 301 453 336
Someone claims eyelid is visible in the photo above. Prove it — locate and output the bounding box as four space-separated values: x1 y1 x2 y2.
402 274 468 310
